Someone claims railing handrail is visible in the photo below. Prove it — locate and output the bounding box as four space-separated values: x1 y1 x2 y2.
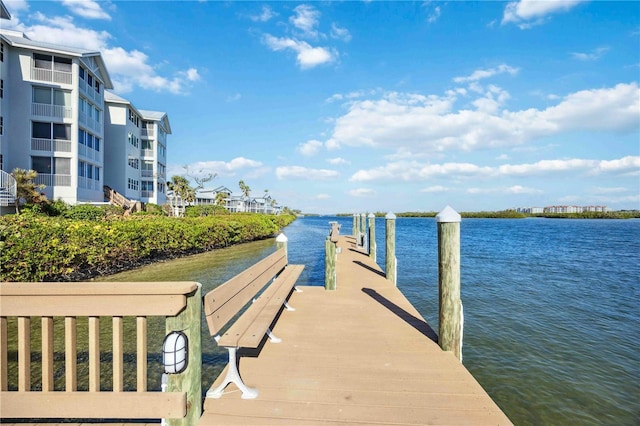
0 281 202 424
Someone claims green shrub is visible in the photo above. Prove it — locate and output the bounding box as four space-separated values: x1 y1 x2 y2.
0 214 296 282
63 204 106 221
184 204 229 217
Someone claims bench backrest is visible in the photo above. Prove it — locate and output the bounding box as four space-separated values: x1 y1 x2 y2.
203 248 287 337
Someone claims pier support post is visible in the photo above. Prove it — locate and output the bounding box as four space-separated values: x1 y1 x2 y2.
276 233 288 259
385 212 397 285
352 214 357 237
325 235 337 290
361 213 368 251
436 206 463 362
368 213 376 263
166 284 202 425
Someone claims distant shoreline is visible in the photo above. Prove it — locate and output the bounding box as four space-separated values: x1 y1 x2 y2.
327 210 640 219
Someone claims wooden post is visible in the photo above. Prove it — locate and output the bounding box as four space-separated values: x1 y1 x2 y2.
276 233 288 260
352 214 357 237
368 213 376 263
385 212 397 285
166 284 202 426
325 236 337 290
436 205 463 362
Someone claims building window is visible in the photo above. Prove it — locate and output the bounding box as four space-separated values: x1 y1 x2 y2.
141 139 153 150
34 54 72 72
142 181 153 191
128 178 139 191
1 79 3 98
94 80 100 94
79 66 85 80
33 86 71 106
0 116 3 135
32 156 52 174
1 43 4 62
32 122 71 140
128 108 140 127
128 158 139 169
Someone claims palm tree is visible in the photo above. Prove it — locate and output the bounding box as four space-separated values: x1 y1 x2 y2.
239 180 251 198
12 168 46 214
215 191 228 207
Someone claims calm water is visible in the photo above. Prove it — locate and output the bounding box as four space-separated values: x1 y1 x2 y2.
100 216 640 425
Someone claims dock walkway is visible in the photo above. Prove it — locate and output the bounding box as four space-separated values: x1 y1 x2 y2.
199 235 512 425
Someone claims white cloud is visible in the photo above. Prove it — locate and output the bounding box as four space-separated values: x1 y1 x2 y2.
453 64 519 84
176 157 265 179
316 194 331 200
350 156 640 183
15 12 200 95
421 185 449 193
262 34 336 69
467 185 543 195
226 93 242 102
61 0 111 20
427 6 441 23
290 4 321 39
349 188 376 198
297 140 323 156
276 166 339 180
571 46 610 61
502 0 586 28
327 157 350 165
330 23 351 42
249 5 276 22
326 83 640 152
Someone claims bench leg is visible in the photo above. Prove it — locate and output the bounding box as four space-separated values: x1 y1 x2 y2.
266 328 282 343
206 347 259 400
294 286 303 293
284 301 295 311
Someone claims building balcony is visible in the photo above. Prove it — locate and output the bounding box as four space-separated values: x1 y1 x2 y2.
79 78 103 104
31 102 72 120
141 128 155 138
141 170 154 178
31 138 72 153
31 67 73 85
79 111 101 133
141 149 154 158
79 176 101 191
78 144 102 163
35 173 71 187
141 190 154 198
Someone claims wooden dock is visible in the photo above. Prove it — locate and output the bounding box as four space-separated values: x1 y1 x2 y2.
199 235 512 425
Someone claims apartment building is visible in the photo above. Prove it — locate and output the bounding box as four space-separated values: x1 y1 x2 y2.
0 26 170 209
0 28 112 204
104 91 170 206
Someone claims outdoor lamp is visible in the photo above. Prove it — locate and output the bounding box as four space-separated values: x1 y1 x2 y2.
162 331 188 374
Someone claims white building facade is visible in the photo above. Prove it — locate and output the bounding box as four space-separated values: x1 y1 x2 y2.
0 29 113 204
103 92 170 206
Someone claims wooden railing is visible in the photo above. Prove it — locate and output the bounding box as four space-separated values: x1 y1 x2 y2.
0 281 202 424
104 185 143 214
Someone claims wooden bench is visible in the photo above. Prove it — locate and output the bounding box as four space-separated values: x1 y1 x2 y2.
203 246 304 399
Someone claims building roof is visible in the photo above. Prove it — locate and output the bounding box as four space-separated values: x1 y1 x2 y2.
139 110 172 134
0 29 113 89
1 0 11 20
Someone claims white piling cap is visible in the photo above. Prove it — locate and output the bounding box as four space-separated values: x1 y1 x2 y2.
436 205 461 223
276 233 288 242
385 212 396 219
368 213 375 218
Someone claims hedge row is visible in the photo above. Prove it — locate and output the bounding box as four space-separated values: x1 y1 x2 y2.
0 213 296 282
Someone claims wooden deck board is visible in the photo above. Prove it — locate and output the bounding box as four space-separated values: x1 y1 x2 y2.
200 236 512 425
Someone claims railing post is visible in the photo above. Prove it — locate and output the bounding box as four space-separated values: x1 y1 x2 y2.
436 206 463 362
385 212 397 285
368 213 376 263
276 233 288 260
166 284 202 426
360 213 367 247
325 235 337 291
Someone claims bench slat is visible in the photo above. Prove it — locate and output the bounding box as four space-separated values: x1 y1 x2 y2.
238 264 305 348
218 264 305 349
204 249 287 336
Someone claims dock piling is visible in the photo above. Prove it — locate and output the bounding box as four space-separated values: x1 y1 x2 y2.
368 213 376 263
385 212 397 285
436 206 463 362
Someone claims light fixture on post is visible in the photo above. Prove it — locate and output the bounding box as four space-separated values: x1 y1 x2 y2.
162 331 188 374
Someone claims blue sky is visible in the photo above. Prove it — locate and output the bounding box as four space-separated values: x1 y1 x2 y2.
3 0 639 214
